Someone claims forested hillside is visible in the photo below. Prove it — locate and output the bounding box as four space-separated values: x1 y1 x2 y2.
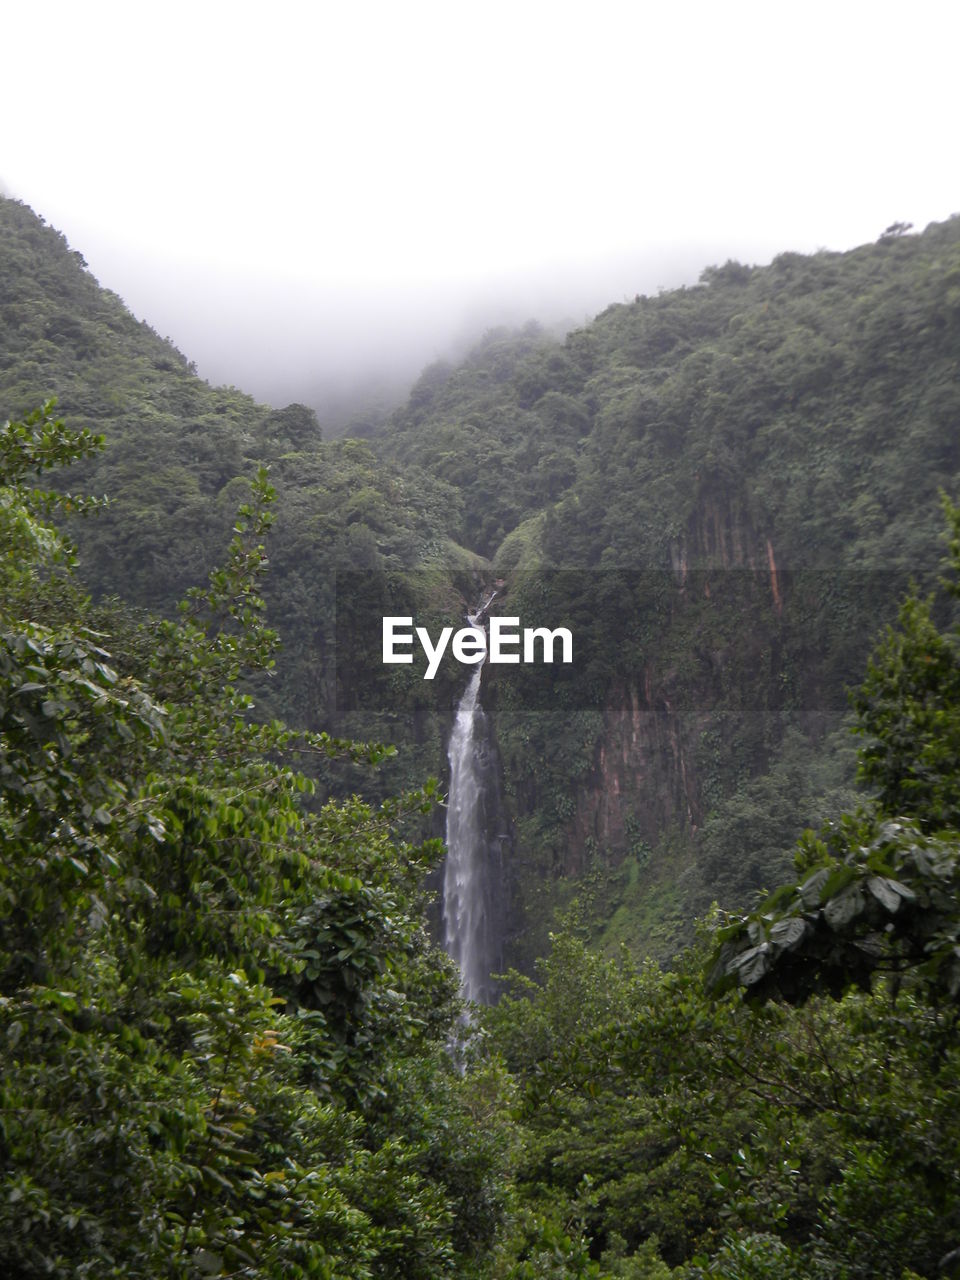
381 225 960 570
5 195 960 1276
0 196 475 797
4 195 960 966
375 217 960 964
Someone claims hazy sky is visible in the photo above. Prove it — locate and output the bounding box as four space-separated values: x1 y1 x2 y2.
4 0 958 414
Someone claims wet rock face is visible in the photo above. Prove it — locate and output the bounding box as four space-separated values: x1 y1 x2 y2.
568 675 706 874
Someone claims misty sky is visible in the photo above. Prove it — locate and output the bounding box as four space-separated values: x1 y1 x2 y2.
4 0 958 417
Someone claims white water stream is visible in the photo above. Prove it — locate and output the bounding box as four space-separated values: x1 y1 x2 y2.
442 603 505 1005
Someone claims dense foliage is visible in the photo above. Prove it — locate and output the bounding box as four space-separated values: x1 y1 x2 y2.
5 194 960 1276
710 498 960 1006
0 196 466 743
5 195 960 965
375 216 960 963
477 506 960 1276
0 404 512 1277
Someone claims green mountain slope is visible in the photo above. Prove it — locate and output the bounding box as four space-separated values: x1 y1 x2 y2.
374 218 960 964
380 223 960 572
0 196 472 787
5 195 960 1280
4 193 960 969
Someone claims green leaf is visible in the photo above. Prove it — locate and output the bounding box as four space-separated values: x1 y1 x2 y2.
730 944 771 986
823 886 865 929
769 917 806 950
866 875 914 912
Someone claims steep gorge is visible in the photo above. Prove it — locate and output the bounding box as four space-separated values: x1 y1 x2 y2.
3 194 960 989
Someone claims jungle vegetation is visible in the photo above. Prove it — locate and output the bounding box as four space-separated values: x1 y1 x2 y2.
3 196 960 1275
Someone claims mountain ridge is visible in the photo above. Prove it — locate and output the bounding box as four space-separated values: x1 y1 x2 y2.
3 193 959 967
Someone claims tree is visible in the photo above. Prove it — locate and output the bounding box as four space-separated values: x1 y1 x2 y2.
0 403 511 1277
708 498 960 1005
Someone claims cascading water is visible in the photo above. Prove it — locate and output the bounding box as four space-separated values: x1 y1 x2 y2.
442 609 506 1006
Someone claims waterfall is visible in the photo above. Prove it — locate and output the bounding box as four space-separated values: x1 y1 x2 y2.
443 620 505 1006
